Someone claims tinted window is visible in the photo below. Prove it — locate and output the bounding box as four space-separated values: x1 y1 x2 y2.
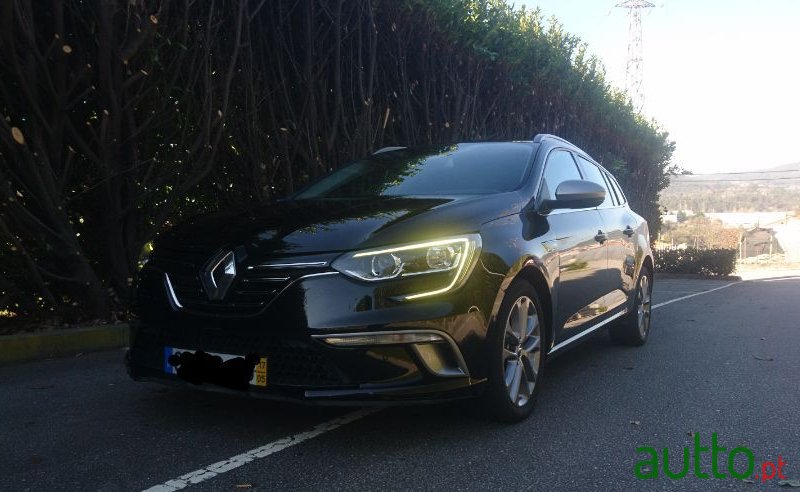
295 143 533 198
576 156 612 208
608 174 626 204
540 150 582 201
602 172 620 205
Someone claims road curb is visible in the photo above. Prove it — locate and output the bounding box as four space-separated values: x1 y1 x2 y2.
0 324 129 364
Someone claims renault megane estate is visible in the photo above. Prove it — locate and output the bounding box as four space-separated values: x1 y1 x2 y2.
127 133 654 421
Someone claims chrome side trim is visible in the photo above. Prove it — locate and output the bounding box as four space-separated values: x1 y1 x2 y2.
312 329 470 378
247 261 328 270
298 271 339 279
373 146 407 155
163 273 183 309
548 309 627 354
253 271 338 306
316 332 444 346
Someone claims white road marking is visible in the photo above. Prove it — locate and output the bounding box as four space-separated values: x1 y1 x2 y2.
142 279 743 491
141 408 379 492
652 282 737 310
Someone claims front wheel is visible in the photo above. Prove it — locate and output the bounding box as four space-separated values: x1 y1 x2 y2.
610 268 653 346
481 280 545 422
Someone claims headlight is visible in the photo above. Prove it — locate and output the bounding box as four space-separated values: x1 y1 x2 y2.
332 235 481 300
137 241 154 270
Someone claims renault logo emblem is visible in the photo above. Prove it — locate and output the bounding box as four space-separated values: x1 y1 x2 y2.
201 250 236 301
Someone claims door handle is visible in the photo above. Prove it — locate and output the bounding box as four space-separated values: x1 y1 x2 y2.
594 230 607 244
623 226 635 237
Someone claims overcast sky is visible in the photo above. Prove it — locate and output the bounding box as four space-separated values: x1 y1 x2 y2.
516 0 800 174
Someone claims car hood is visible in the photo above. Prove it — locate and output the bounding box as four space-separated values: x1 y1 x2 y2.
156 193 526 257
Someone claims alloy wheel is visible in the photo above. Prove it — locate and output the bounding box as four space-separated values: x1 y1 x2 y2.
502 296 541 407
637 275 652 338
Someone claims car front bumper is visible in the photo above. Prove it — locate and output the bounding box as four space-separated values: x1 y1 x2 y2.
127 264 500 404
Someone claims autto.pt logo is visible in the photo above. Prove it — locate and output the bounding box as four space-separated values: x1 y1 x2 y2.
635 433 791 483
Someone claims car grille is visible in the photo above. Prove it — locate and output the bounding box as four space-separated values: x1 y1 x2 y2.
147 243 330 317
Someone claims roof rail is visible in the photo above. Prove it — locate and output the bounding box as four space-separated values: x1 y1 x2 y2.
531 134 574 146
373 146 406 155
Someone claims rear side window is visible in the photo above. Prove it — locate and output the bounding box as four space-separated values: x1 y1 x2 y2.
607 173 626 204
602 172 621 205
575 156 613 208
540 150 582 201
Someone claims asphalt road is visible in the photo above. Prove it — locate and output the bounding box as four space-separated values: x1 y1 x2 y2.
2 275 799 491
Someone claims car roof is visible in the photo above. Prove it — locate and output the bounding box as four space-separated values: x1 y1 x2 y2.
374 134 585 156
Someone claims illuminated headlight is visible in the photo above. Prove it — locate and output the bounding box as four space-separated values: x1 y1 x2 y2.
137 241 155 270
331 235 481 300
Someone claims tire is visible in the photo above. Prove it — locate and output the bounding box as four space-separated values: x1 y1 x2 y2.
609 267 653 346
481 280 546 422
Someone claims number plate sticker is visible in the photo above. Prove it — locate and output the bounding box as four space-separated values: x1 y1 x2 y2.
253 357 268 387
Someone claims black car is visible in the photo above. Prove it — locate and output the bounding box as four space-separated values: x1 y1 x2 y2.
128 134 654 421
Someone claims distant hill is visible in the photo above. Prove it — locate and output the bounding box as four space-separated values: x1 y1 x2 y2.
659 162 800 213
765 162 800 172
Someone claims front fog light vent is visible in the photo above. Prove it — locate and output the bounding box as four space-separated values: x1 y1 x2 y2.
313 330 470 378
315 332 445 347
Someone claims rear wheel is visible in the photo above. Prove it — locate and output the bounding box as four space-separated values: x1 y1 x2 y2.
482 280 545 422
610 268 653 346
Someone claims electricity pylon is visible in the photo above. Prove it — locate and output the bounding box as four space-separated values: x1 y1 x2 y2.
616 0 654 113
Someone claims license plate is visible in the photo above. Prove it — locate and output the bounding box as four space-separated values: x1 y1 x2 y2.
164 346 268 387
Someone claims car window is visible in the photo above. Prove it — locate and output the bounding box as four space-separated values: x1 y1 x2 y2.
607 173 627 204
602 172 620 205
575 155 613 208
540 150 582 201
294 143 533 198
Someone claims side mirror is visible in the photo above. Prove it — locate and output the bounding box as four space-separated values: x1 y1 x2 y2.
540 180 605 212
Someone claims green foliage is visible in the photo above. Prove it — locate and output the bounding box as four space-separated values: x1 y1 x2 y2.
0 0 675 324
394 0 675 229
655 248 738 277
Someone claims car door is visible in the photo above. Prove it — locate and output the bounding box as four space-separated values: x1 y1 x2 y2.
604 171 638 298
575 155 636 308
538 149 609 342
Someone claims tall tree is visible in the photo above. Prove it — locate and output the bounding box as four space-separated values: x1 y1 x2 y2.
0 0 259 320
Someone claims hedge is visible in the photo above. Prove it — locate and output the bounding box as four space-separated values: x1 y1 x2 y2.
0 0 675 324
654 248 738 277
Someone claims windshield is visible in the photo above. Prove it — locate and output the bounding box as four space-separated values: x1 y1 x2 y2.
294 142 533 199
